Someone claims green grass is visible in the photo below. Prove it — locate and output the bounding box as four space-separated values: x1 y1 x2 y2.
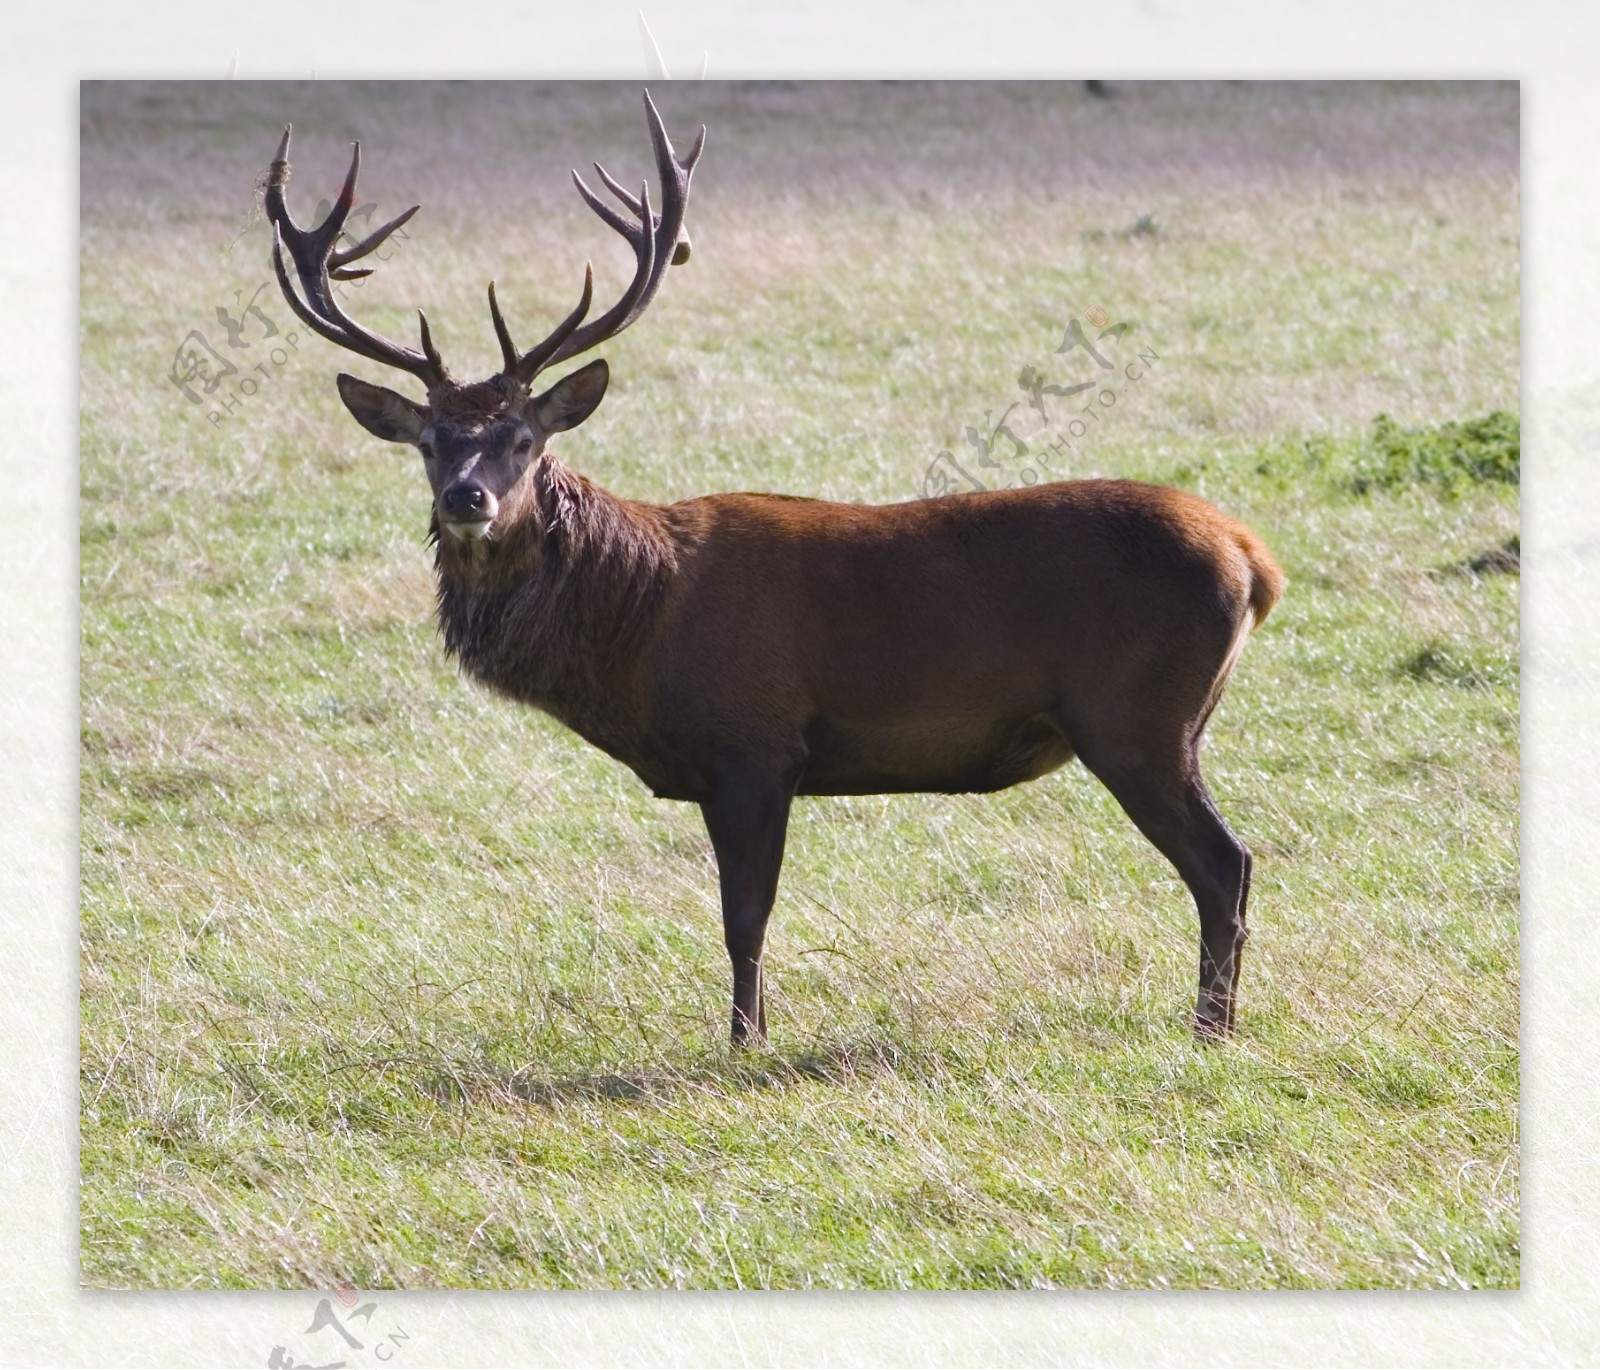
1296 409 1521 496
80 80 1519 1289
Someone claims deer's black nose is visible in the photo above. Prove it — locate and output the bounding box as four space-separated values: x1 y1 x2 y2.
442 483 488 518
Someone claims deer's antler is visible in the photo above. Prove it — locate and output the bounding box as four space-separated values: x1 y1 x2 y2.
262 90 703 399
264 126 448 393
492 89 705 389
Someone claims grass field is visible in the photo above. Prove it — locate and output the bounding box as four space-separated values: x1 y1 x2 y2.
80 80 1519 1289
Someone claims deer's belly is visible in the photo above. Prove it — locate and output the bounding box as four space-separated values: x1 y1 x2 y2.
794 711 1075 796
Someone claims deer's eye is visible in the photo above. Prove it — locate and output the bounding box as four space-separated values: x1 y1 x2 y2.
418 441 436 462
515 437 535 456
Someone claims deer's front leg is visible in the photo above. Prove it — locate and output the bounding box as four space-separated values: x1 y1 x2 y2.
701 770 794 1047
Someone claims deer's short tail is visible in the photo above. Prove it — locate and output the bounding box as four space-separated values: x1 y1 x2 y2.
1242 529 1287 629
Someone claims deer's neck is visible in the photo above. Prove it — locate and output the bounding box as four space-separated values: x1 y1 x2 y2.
431 458 680 744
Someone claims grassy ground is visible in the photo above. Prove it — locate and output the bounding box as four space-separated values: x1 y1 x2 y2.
80 80 1519 1289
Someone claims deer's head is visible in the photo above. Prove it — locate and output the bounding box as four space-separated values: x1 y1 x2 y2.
264 92 703 545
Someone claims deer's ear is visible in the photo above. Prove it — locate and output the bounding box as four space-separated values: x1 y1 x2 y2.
337 374 428 445
530 359 609 435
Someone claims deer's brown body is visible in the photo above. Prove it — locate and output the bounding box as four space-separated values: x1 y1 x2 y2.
261 93 1284 1045
440 471 1281 806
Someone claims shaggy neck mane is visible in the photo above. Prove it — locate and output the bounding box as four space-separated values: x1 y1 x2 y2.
432 455 679 728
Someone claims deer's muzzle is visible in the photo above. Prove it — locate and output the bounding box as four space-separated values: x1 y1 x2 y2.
441 481 498 540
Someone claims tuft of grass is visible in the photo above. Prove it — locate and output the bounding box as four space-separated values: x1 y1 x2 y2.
1457 535 1520 577
1350 411 1520 495
1257 411 1519 499
81 80 1518 1290
1396 639 1515 691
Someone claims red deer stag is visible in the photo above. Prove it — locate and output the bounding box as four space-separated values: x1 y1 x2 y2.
262 92 1284 1045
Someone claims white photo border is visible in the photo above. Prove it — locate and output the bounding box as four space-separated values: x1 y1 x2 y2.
15 1 1593 1362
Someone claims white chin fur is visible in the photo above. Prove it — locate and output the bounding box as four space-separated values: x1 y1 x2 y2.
444 520 492 542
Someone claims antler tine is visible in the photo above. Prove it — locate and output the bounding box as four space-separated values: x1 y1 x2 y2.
329 203 420 279
263 126 448 392
592 160 644 217
492 267 597 384
488 281 519 374
418 310 444 375
498 90 704 387
326 140 360 244
573 163 641 238
504 265 596 387
645 85 706 176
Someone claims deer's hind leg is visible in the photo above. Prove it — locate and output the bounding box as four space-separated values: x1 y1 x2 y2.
1077 734 1253 1038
